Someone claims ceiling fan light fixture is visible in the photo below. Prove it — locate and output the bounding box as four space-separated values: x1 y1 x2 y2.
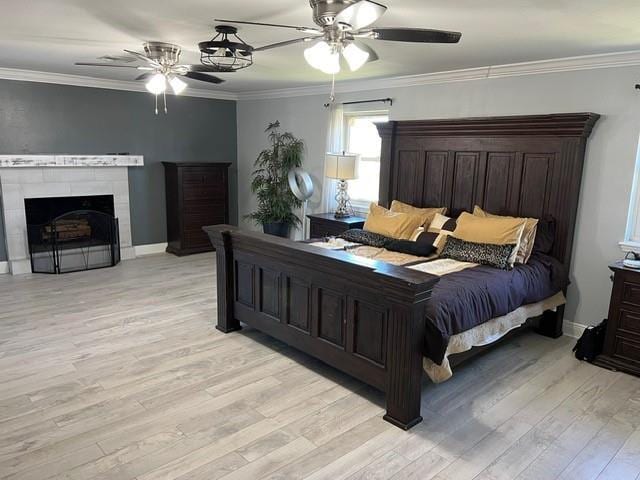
342 42 369 71
304 41 340 74
169 75 187 95
199 25 254 72
145 73 167 95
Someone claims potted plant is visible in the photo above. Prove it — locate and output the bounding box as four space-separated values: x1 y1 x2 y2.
246 121 304 238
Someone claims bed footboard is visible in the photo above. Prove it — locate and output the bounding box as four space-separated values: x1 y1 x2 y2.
204 225 439 429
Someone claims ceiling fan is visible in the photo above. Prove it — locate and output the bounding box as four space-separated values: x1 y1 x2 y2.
216 0 461 75
75 42 227 113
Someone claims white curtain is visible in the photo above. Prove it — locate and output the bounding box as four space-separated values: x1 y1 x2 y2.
321 103 344 213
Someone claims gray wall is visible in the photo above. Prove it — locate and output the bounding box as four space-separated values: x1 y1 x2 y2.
237 65 640 328
0 79 237 261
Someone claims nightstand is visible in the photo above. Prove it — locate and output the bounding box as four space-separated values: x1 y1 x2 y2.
307 213 366 239
594 261 640 377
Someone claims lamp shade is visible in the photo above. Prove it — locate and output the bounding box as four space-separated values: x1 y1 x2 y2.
325 153 358 180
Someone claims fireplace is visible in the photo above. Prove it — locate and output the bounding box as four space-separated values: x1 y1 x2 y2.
25 195 120 274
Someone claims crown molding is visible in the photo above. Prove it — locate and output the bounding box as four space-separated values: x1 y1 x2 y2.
0 67 239 101
2 49 640 103
239 49 640 101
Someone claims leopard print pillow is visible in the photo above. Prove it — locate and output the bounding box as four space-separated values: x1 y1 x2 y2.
440 236 515 270
338 229 392 248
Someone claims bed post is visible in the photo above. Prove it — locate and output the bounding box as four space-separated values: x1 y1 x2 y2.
535 305 564 339
209 229 241 333
383 297 428 430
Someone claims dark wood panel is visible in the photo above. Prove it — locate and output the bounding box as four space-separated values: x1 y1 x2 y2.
351 299 387 367
259 268 281 320
483 152 517 214
394 151 424 204
285 277 311 333
518 153 553 219
450 151 480 215
422 151 448 207
315 288 345 348
235 261 255 308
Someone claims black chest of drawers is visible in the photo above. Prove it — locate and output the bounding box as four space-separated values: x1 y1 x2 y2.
163 162 230 256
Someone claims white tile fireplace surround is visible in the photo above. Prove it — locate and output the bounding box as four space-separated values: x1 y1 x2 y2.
0 155 144 275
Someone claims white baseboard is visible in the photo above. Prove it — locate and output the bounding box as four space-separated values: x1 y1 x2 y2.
563 320 587 339
0 261 8 274
134 243 168 256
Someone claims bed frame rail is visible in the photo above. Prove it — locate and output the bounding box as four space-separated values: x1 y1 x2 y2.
204 225 440 429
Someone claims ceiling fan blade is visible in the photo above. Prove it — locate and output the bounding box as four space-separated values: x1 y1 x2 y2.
75 62 140 68
370 28 461 43
335 0 387 30
352 40 379 62
183 71 225 84
185 64 235 73
135 73 153 81
253 36 319 52
214 18 322 34
123 49 161 66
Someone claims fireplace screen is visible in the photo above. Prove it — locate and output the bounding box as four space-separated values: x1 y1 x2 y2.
27 210 120 274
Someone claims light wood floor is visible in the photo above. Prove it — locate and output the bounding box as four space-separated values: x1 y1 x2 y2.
1 253 639 480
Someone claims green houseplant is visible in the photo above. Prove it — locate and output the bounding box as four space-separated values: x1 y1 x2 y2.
246 121 304 237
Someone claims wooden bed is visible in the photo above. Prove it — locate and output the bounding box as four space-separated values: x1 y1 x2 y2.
204 113 599 430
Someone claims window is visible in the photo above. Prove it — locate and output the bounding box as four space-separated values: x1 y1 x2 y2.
343 112 388 210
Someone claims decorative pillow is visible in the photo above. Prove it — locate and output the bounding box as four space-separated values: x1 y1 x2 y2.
532 216 556 254
440 236 515 270
363 203 424 240
390 200 447 227
386 239 436 258
338 229 391 248
412 213 457 253
473 206 538 264
452 212 526 267
338 229 436 257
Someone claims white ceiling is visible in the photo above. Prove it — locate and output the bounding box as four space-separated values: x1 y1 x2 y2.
1 0 639 93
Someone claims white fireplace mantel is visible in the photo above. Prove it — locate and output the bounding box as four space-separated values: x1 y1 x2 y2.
0 155 144 274
0 155 144 168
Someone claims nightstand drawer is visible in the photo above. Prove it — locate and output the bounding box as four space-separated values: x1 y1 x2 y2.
618 309 640 337
307 213 366 240
614 335 640 365
622 278 640 308
310 222 348 238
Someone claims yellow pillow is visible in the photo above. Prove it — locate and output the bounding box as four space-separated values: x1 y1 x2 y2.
473 206 538 264
452 212 526 266
364 203 424 240
390 200 447 227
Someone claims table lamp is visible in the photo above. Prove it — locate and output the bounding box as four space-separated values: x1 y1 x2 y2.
325 152 358 218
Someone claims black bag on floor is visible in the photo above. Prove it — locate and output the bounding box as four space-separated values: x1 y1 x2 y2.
573 319 607 362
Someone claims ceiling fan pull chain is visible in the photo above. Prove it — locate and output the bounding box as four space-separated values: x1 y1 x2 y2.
163 90 168 114
329 74 336 104
154 94 159 115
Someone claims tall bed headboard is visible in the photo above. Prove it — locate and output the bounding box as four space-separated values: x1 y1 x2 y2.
376 113 599 269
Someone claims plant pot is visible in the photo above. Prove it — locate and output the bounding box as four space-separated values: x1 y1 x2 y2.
263 222 290 238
